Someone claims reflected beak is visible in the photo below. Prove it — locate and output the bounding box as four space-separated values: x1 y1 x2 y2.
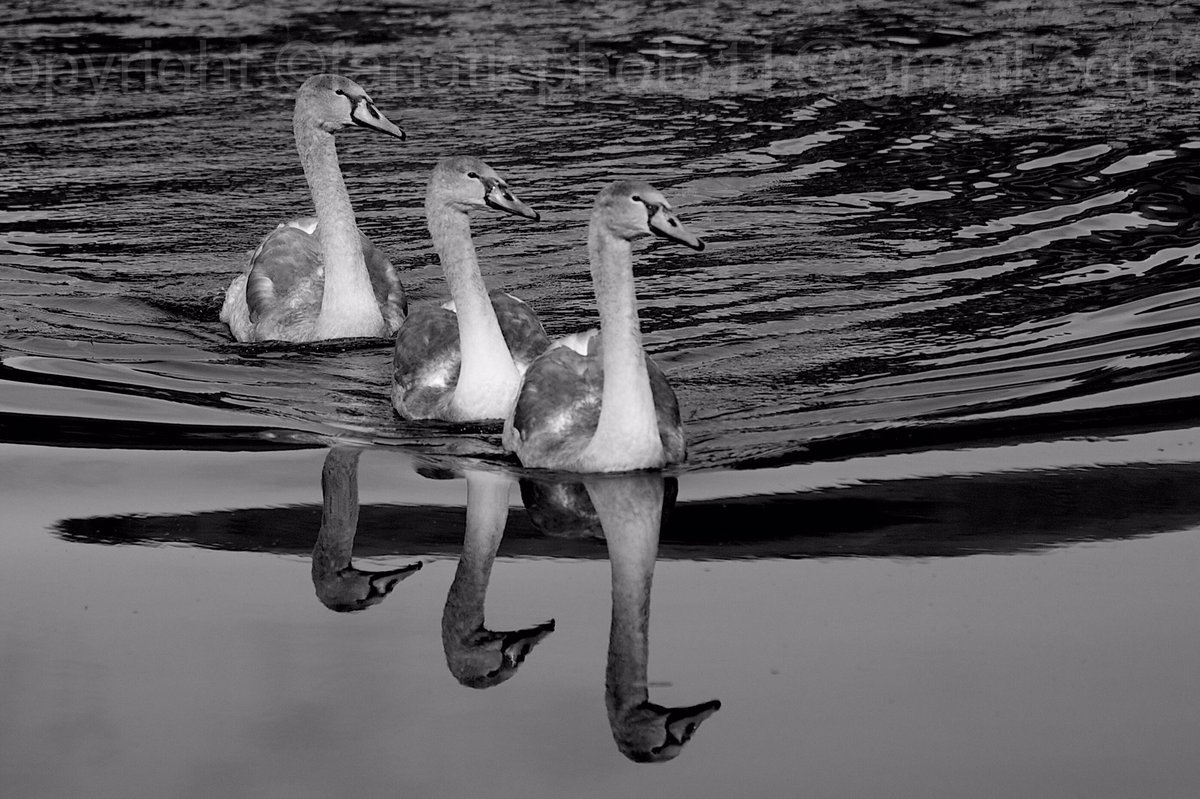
664 700 722 742
500 619 557 667
367 561 423 597
351 99 406 140
648 700 722 757
648 206 705 250
485 181 541 221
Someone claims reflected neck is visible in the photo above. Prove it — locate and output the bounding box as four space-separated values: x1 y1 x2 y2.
596 477 664 713
442 472 512 637
311 447 362 578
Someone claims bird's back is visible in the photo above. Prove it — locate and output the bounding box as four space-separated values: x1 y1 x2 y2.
392 305 462 419
490 290 550 370
228 219 404 342
504 342 604 468
240 224 325 342
505 334 686 468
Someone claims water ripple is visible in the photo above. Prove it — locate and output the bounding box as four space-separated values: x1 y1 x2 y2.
4 0 1200 478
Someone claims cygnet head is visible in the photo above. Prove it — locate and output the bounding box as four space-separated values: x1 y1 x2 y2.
294 73 405 140
427 156 540 221
593 181 705 251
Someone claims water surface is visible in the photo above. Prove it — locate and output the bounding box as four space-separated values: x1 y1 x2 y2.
3 1 1200 797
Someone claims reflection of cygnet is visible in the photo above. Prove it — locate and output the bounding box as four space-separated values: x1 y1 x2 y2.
443 471 555 688
310 447 422 612
590 473 721 763
518 477 602 538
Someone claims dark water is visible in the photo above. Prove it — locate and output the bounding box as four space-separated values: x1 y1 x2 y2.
3 2 1200 797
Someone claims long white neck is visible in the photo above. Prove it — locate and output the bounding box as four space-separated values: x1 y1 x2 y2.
594 476 663 717
295 120 386 338
427 198 521 419
581 228 664 469
442 471 512 638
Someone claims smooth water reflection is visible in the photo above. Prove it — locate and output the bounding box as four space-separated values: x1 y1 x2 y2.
308 446 719 761
585 473 722 762
441 469 555 690
3 442 1195 798
310 447 423 612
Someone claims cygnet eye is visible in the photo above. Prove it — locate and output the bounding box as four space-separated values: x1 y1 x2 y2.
632 195 659 217
467 171 479 179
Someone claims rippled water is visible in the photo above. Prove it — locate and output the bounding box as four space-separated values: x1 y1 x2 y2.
3 2 1200 797
7 0 1200 467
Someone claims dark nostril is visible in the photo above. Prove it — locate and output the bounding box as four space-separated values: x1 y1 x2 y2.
669 219 678 226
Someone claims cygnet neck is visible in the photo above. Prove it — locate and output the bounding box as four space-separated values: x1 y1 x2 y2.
294 114 386 338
